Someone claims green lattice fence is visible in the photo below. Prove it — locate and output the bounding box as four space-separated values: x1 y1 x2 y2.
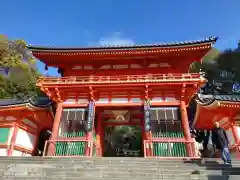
152 142 187 157
152 132 184 138
0 128 10 144
55 141 88 156
59 132 86 138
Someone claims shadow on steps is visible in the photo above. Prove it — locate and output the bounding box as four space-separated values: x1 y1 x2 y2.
184 159 240 180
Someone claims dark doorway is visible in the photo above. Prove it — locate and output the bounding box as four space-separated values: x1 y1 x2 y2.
103 125 143 157
35 128 51 156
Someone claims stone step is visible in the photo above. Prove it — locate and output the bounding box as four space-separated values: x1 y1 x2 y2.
0 167 238 176
0 158 239 164
0 164 236 170
0 176 226 180
0 157 240 180
0 175 237 180
0 157 238 163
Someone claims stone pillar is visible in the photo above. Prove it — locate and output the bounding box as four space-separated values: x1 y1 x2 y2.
180 100 192 157
47 103 62 156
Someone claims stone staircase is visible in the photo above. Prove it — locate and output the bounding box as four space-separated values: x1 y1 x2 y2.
0 157 240 180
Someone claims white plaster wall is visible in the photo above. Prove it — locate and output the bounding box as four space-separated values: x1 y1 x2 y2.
12 150 32 156
12 150 23 156
77 99 88 104
0 148 8 156
150 97 178 102
226 128 235 146
165 97 178 102
23 153 32 156
96 98 142 104
111 98 128 103
15 128 36 150
64 97 178 104
96 98 109 104
151 97 163 102
130 98 141 103
63 99 75 104
236 126 240 139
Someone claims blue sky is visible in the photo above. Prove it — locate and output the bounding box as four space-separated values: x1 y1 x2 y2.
1 0 240 76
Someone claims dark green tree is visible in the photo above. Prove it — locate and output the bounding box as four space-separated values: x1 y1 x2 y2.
190 44 240 94
0 36 42 99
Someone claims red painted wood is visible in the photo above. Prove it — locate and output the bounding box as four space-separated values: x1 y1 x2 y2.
47 103 63 156
180 101 192 157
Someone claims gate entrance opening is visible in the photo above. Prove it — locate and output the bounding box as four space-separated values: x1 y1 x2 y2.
96 107 144 157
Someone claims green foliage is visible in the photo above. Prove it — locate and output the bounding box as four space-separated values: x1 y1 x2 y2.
189 48 220 73
191 45 240 94
190 47 240 81
202 48 220 63
0 36 42 99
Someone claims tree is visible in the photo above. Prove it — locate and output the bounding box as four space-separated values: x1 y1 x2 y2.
0 36 42 99
190 45 240 94
189 48 220 73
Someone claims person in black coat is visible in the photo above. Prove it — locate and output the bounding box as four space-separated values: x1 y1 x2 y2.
212 122 231 164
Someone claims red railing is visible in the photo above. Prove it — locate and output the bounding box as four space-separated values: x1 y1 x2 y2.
37 73 204 85
144 138 199 159
43 139 93 157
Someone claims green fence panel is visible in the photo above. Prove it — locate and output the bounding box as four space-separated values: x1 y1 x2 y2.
153 142 187 157
60 131 86 138
55 141 87 156
0 128 10 144
152 132 184 138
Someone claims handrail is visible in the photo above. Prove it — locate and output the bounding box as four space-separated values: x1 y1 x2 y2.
37 73 205 84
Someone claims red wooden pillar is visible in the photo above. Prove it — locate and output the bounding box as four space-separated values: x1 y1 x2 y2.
232 124 240 144
47 103 63 156
8 117 21 156
96 114 103 156
231 123 240 159
180 100 192 157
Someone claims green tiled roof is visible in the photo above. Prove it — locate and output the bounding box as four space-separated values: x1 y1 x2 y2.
215 95 240 102
27 37 218 51
196 94 240 106
0 96 52 108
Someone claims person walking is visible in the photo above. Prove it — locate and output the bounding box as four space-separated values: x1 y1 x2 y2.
212 122 231 165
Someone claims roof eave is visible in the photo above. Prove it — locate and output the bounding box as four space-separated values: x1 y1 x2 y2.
27 36 218 52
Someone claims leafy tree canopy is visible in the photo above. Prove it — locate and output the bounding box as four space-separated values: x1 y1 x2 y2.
190 44 240 94
0 35 43 99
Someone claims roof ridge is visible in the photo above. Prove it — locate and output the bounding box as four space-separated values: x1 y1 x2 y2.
27 36 218 50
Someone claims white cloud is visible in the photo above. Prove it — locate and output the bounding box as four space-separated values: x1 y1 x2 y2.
98 37 135 46
96 32 135 46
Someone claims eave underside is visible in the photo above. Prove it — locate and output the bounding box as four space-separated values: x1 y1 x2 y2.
33 47 210 68
38 80 204 107
193 100 240 129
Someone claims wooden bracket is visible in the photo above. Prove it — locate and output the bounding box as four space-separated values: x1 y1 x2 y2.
145 84 149 100
89 86 94 101
181 83 186 100
54 88 62 102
